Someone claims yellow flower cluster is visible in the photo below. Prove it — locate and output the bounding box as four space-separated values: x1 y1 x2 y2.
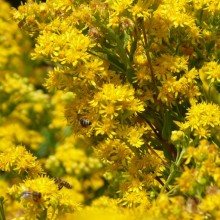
91 84 145 136
0 141 44 176
175 140 220 218
1 0 220 219
8 176 80 220
0 4 21 68
179 102 220 138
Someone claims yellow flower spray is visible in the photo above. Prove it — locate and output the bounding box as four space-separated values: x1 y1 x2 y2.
1 0 220 219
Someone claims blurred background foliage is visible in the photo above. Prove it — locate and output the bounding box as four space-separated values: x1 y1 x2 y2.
0 1 106 218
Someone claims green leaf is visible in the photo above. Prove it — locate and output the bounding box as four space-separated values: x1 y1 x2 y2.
129 38 137 62
162 110 172 140
38 209 47 220
170 162 177 173
205 40 215 53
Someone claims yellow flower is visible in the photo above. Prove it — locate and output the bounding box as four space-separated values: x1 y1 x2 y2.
96 138 133 167
129 0 152 18
200 61 220 83
94 118 118 137
119 190 150 208
106 0 134 15
133 66 152 86
99 103 118 119
199 192 220 214
0 143 44 176
204 0 220 14
153 55 189 80
182 102 220 138
76 57 104 86
33 29 92 67
126 126 146 148
91 84 145 118
177 167 198 194
9 176 80 219
91 196 118 209
171 130 185 143
44 66 73 91
157 77 177 105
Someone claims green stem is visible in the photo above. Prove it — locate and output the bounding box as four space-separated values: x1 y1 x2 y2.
198 8 204 27
160 148 185 194
38 209 47 220
208 82 213 102
139 18 156 85
0 197 6 220
88 50 125 73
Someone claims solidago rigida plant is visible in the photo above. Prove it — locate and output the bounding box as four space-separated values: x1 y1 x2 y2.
2 0 220 219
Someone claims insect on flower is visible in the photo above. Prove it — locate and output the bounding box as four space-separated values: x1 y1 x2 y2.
79 118 92 127
54 178 72 190
20 191 42 202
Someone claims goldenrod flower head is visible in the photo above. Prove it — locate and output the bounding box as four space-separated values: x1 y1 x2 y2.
170 131 185 143
199 191 220 217
119 190 150 208
186 140 218 163
117 124 147 148
157 77 177 105
129 0 152 18
50 0 75 12
94 118 118 137
158 69 201 105
76 57 104 87
190 0 220 14
91 196 118 209
96 138 133 167
181 102 220 138
128 154 162 182
33 29 92 67
153 55 189 80
90 83 145 117
44 67 72 91
199 61 220 83
133 66 152 86
177 140 220 199
9 176 80 219
0 143 44 176
106 0 134 15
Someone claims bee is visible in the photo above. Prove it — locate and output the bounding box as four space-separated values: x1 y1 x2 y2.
20 191 41 202
79 118 92 127
54 178 72 190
